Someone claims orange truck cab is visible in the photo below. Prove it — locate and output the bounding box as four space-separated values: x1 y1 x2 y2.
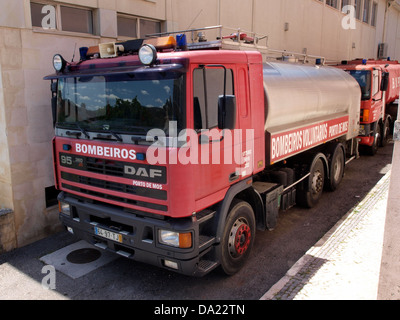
335 59 400 155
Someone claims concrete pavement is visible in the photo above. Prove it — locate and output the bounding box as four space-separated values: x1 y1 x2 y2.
261 170 391 300
262 120 400 300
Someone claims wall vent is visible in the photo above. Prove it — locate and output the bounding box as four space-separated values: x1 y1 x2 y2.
378 43 388 59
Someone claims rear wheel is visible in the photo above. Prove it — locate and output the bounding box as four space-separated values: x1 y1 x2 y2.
327 145 345 191
219 200 255 276
297 157 325 208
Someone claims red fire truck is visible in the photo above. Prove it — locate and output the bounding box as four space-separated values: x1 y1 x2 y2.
45 28 361 276
334 59 400 155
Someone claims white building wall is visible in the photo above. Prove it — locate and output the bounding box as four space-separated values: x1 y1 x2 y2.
167 0 400 61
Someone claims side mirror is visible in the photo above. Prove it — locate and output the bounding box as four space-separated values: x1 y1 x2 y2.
218 95 236 130
51 81 58 128
52 97 57 128
381 72 389 92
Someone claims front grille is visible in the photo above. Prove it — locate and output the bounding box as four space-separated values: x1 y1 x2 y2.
61 172 167 200
86 158 124 176
60 153 167 184
62 183 168 212
59 153 168 213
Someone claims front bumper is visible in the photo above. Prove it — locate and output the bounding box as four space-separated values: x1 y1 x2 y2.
358 124 374 146
58 192 218 276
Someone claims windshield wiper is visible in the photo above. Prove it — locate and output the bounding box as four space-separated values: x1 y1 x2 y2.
65 123 90 139
96 130 123 142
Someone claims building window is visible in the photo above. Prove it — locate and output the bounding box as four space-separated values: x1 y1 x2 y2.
363 0 371 23
326 0 339 9
30 1 95 35
139 19 161 37
30 2 56 28
117 16 138 38
371 1 378 26
341 0 351 11
341 0 352 14
60 6 93 34
117 15 161 39
354 0 363 20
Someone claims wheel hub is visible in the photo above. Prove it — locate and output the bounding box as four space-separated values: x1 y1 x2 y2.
228 219 252 257
311 170 324 195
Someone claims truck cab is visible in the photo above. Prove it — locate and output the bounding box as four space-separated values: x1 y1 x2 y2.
45 36 266 276
335 59 393 155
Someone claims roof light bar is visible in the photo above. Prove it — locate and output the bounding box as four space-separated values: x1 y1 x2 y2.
144 36 177 51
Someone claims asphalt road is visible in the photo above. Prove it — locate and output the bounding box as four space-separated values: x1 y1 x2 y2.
0 142 394 300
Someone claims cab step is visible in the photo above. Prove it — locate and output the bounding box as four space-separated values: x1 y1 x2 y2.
199 235 216 250
196 209 216 224
198 259 218 273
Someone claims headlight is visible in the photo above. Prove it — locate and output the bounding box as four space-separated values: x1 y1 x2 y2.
53 54 67 72
159 230 192 249
139 44 157 66
59 201 71 216
359 125 366 136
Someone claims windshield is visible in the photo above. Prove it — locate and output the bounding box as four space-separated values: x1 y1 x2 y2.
347 70 371 101
56 73 186 136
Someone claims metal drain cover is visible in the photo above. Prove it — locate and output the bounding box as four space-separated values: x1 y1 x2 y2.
66 248 101 264
40 241 118 279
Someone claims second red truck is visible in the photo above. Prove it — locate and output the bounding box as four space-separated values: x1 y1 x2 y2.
335 59 400 155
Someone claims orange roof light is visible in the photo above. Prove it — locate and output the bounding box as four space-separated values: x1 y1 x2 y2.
144 36 177 51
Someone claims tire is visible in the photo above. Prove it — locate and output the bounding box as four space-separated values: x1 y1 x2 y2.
297 158 325 208
219 200 256 276
380 118 390 148
327 145 345 192
367 123 381 156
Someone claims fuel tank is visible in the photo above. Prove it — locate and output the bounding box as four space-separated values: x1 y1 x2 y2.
262 62 361 163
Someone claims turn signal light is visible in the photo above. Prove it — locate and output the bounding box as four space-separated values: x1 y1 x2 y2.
362 109 370 122
179 233 192 249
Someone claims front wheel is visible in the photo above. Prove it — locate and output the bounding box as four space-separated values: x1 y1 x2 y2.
367 123 381 156
219 200 256 276
380 118 390 147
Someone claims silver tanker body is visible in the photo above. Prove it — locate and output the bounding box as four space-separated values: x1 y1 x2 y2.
262 62 361 164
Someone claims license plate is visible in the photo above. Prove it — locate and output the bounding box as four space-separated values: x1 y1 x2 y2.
95 227 123 243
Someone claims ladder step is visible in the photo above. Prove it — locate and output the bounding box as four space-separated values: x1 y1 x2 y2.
94 242 107 250
196 209 216 224
199 235 216 250
198 259 218 273
116 250 132 258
